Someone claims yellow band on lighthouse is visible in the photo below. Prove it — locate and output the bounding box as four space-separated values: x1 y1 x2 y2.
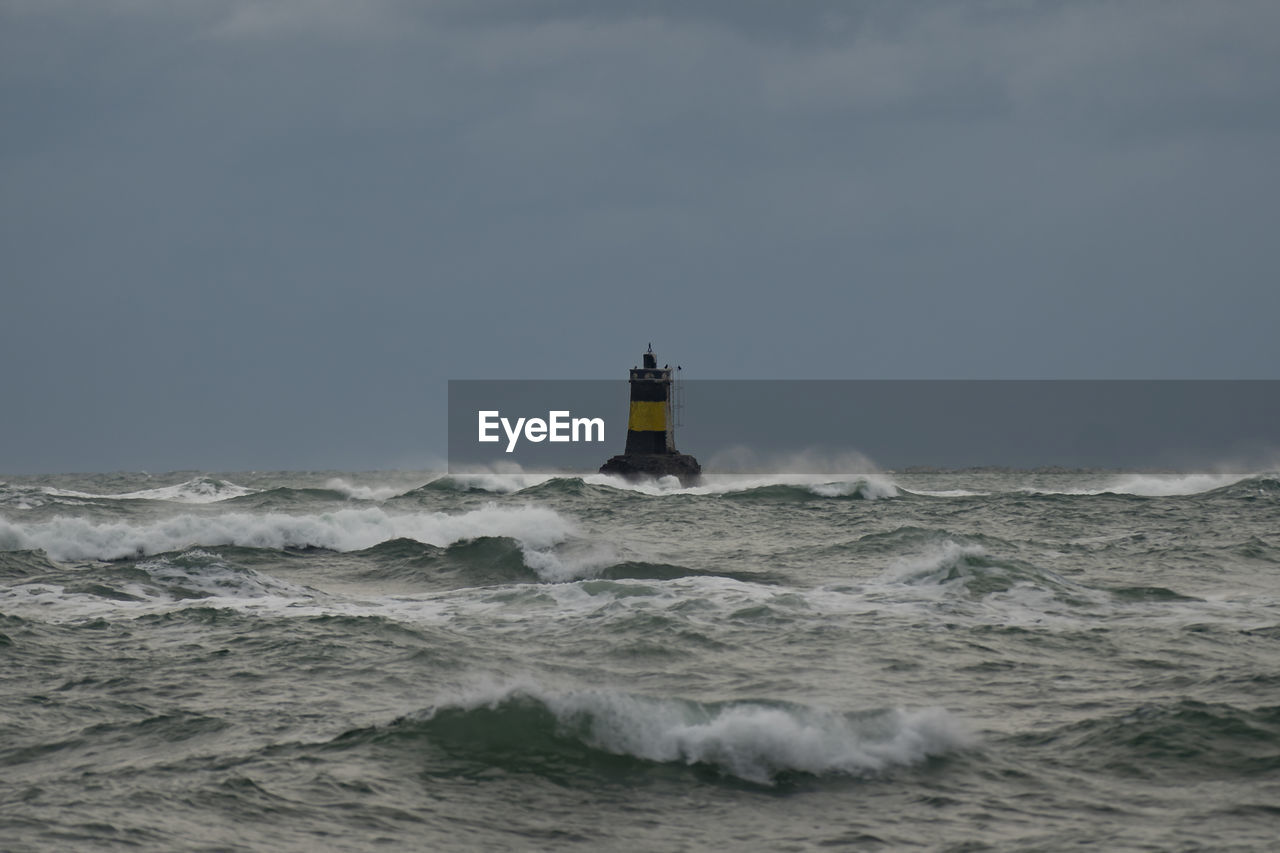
628 400 667 432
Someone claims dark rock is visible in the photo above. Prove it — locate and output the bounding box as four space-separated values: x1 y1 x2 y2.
599 453 702 486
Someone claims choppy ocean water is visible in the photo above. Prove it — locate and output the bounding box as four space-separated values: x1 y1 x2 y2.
1 468 1278 851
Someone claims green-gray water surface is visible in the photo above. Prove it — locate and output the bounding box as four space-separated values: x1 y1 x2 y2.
2 469 1278 851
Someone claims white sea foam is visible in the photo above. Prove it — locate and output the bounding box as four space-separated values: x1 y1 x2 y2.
1 578 315 622
422 680 973 784
0 566 735 626
0 504 574 563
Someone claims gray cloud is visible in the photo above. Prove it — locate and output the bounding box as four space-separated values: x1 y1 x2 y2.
2 0 1277 472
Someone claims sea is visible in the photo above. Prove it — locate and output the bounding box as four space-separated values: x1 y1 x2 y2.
1 468 1278 851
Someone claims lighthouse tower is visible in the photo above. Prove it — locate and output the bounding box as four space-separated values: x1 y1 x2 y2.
599 345 701 485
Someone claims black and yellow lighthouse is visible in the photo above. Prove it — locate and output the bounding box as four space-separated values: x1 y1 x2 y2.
599 345 701 485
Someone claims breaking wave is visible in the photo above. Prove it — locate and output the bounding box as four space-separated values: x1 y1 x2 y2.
322 478 405 501
354 682 972 785
880 539 1076 599
0 504 574 563
105 477 259 503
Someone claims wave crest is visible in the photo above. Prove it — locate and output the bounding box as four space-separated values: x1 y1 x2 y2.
1028 473 1261 497
1029 700 1280 778
881 539 1074 599
390 682 971 785
0 504 574 563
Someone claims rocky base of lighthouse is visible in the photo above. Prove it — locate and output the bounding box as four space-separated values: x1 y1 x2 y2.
599 453 702 486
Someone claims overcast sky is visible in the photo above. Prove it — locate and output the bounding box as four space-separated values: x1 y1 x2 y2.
3 1 1278 473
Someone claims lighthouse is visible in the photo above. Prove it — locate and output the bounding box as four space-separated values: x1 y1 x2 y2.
599 345 702 485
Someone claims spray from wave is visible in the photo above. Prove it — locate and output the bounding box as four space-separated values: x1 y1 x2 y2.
1026 473 1258 497
322 478 405 501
